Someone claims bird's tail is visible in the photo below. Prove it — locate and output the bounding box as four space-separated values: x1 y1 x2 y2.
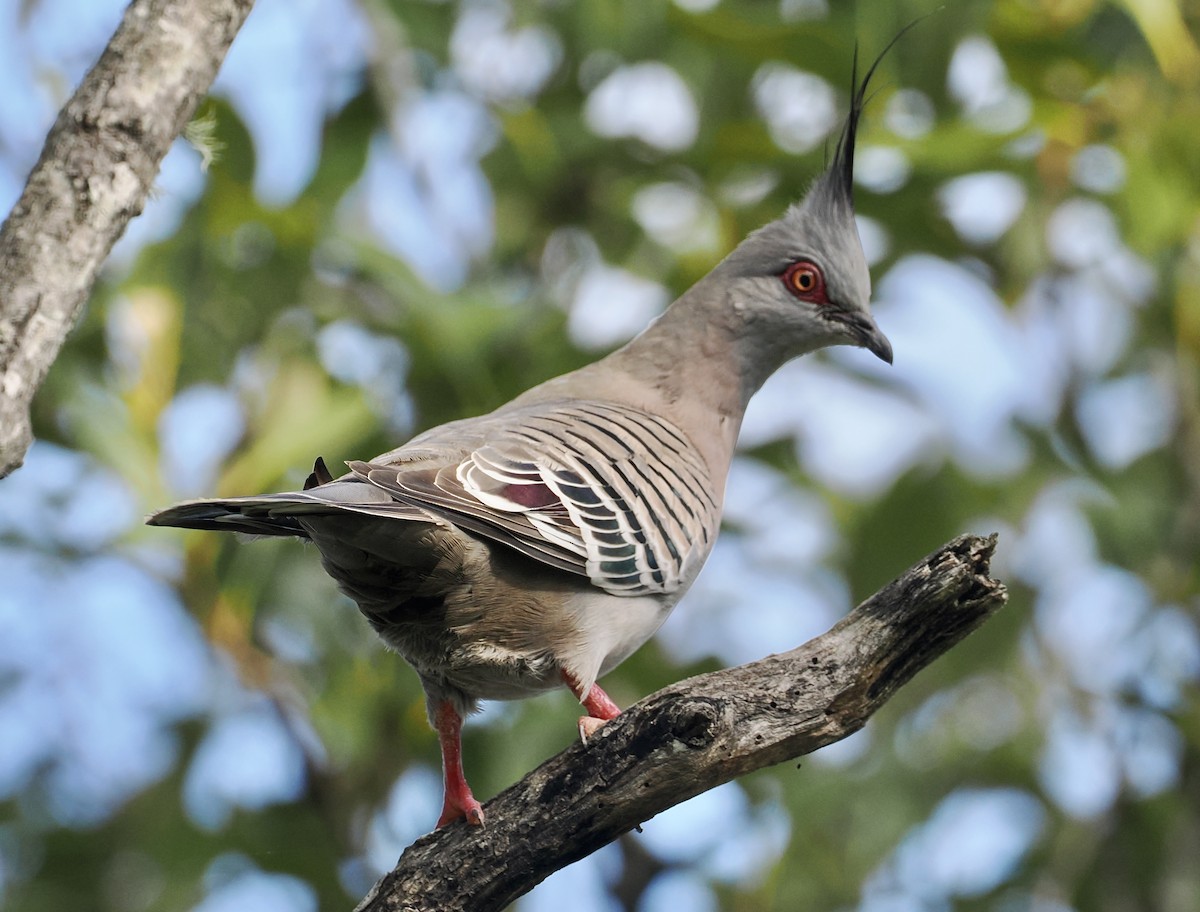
147 492 328 537
147 458 425 538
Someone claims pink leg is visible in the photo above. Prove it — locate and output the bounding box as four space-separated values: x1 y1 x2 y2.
432 700 484 828
561 670 622 742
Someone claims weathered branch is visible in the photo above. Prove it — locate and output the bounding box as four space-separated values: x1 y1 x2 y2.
357 533 1008 912
0 0 254 478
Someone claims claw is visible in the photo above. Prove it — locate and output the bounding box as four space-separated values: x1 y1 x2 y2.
577 715 608 743
437 792 485 828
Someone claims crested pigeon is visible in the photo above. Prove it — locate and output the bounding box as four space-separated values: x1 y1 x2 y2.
149 53 894 829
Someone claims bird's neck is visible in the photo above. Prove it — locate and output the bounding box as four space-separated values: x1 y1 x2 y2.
512 278 803 486
613 277 799 410
591 279 796 478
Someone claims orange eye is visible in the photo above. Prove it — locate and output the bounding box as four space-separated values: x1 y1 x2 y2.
782 261 826 301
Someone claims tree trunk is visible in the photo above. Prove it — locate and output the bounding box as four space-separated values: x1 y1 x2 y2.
0 0 255 478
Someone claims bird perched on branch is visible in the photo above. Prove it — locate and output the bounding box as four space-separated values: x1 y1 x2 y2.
150 48 895 829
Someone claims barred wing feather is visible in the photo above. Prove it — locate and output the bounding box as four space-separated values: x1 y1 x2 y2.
351 403 718 597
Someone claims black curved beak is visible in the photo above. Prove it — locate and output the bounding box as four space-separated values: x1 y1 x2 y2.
844 311 893 364
862 321 893 365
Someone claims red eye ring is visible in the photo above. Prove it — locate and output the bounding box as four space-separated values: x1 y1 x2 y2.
782 261 826 302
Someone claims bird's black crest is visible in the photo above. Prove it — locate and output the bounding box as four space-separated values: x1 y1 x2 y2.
828 18 929 209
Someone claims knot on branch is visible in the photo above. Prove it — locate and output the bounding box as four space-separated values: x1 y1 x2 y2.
666 698 722 747
621 694 724 761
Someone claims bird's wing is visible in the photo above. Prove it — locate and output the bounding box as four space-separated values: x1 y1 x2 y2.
351 401 719 596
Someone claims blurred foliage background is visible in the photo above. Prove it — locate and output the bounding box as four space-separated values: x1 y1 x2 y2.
1 0 1199 909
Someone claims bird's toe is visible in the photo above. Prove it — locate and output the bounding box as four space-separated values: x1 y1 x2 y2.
577 715 608 743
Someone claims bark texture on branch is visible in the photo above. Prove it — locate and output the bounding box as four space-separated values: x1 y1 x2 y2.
0 0 255 478
356 533 1008 912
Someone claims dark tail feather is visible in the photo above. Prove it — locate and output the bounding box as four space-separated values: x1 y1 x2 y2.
146 496 314 537
147 483 433 537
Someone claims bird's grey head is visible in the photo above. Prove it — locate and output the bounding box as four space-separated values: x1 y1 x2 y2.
712 47 895 367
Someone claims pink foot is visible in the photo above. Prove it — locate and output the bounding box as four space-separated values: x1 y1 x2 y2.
437 791 484 828
561 670 622 744
432 700 485 828
577 715 608 742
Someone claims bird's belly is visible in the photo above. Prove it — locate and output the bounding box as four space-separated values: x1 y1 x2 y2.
304 513 678 703
433 643 563 702
373 587 675 706
561 590 677 687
